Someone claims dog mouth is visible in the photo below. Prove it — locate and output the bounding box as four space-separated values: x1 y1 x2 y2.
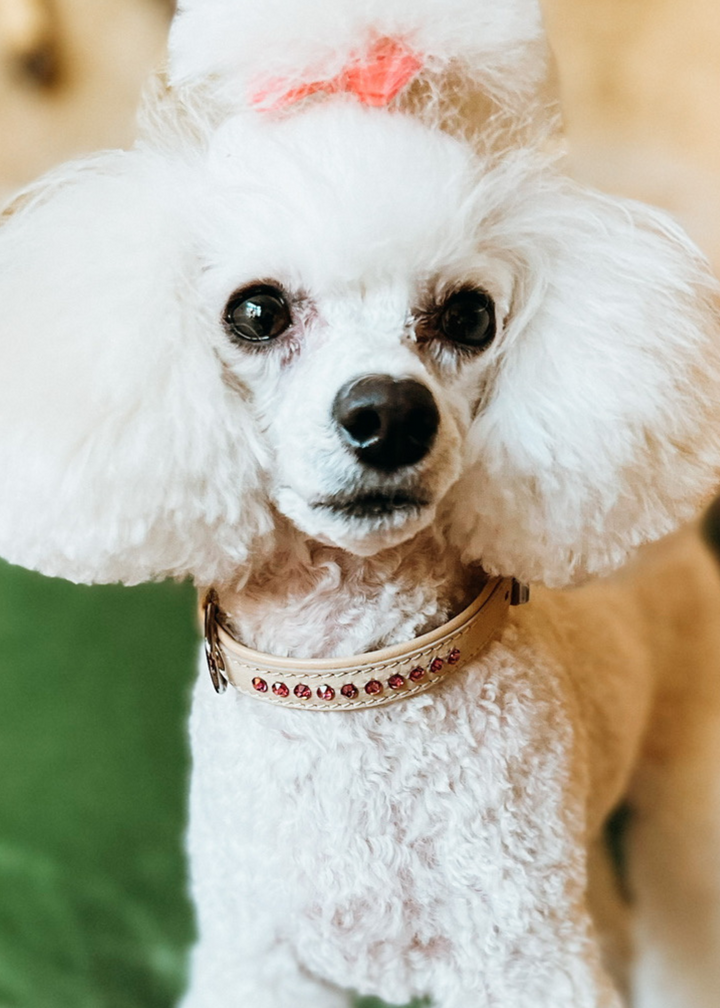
312 490 430 520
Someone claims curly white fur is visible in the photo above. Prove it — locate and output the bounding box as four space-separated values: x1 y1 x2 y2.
2 1 720 1005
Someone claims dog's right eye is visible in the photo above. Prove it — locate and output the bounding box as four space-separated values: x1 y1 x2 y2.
438 288 496 350
223 285 292 343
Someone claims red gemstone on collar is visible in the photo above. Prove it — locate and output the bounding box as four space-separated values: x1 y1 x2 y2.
409 666 425 682
365 679 383 695
447 648 461 664
430 658 444 673
388 673 405 690
252 677 268 692
272 682 289 697
341 683 358 699
294 683 312 699
317 685 335 701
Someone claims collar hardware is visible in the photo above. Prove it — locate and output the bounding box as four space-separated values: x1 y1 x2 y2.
510 579 530 606
203 589 228 694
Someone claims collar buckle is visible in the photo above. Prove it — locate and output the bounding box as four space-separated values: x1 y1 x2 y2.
510 579 530 606
203 589 228 694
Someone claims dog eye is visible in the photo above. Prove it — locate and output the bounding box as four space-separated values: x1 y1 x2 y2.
223 285 292 343
439 289 496 349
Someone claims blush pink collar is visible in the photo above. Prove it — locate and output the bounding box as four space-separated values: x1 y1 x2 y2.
202 576 528 711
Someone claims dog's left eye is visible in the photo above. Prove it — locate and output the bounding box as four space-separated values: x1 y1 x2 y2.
439 288 496 349
223 285 292 343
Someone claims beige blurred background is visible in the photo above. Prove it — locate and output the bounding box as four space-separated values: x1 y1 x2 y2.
0 0 169 194
0 0 718 269
544 0 720 271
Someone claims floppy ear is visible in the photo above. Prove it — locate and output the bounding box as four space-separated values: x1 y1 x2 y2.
0 148 267 585
453 164 720 586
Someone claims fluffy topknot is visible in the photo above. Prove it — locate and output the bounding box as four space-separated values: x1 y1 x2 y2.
169 0 549 123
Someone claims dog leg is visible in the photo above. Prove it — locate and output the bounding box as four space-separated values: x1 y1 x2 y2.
181 807 354 1008
180 933 352 1008
628 700 720 1008
586 832 632 1003
182 682 354 1008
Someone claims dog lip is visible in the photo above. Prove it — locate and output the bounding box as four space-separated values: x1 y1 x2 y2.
312 490 430 519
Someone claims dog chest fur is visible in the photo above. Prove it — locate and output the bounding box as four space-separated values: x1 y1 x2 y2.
182 587 651 1007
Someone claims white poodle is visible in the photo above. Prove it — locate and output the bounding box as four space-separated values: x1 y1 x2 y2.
2 1 720 1005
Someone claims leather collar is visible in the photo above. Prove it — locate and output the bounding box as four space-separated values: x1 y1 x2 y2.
202 576 528 711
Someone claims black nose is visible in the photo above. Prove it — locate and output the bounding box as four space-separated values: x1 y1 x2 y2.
332 374 440 471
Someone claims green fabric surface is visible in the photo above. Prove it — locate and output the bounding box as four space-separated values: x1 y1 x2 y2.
0 561 418 1008
0 562 197 1007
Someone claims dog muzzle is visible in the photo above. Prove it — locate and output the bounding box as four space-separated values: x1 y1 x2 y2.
202 576 529 711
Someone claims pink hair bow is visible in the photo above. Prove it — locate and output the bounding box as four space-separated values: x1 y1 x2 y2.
251 37 423 112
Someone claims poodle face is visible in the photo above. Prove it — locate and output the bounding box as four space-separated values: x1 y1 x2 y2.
1 100 719 587
199 107 506 557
